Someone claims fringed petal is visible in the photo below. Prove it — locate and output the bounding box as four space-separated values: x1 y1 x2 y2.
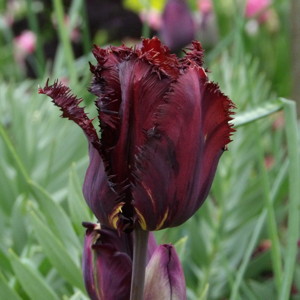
89 41 176 230
181 41 204 68
38 80 100 149
137 37 180 78
83 144 121 228
41 37 235 233
133 66 235 230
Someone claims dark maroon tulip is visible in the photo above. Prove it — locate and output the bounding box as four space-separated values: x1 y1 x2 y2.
160 0 195 52
82 222 186 300
39 37 235 232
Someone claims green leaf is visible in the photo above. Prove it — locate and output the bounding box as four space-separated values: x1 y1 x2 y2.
11 196 28 255
247 280 276 300
9 250 59 300
29 211 85 292
199 284 209 300
233 100 283 128
67 164 92 232
0 272 22 300
29 180 81 258
279 98 300 300
0 248 12 274
174 236 188 262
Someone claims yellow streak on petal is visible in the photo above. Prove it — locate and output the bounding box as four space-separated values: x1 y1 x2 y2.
92 223 101 241
155 208 169 230
142 182 156 209
108 202 125 229
134 207 147 230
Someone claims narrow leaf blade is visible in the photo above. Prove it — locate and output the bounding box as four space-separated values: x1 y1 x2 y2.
9 251 60 300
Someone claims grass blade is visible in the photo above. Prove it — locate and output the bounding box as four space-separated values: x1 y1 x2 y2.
0 272 22 300
279 98 300 300
233 100 283 128
9 251 60 300
29 211 85 292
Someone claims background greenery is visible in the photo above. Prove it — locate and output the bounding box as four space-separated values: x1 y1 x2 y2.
0 0 299 299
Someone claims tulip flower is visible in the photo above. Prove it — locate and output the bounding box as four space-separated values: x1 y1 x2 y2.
82 222 186 300
39 37 234 300
160 0 195 52
39 37 234 233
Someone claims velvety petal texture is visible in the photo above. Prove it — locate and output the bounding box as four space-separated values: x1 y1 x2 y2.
82 222 132 300
40 37 235 232
82 223 185 300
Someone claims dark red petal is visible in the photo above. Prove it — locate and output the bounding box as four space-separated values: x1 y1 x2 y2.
92 44 133 68
38 80 100 148
96 225 133 258
108 59 173 185
137 37 180 78
82 223 132 300
133 67 235 230
93 247 132 300
83 144 122 228
81 224 158 299
181 41 204 68
144 244 186 300
160 0 195 52
90 48 124 177
82 223 99 300
89 43 176 230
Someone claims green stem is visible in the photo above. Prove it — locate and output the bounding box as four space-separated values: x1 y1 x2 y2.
279 98 300 300
52 0 77 85
253 124 283 291
130 229 149 300
25 0 45 78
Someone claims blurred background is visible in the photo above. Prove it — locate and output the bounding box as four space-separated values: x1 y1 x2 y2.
0 0 299 299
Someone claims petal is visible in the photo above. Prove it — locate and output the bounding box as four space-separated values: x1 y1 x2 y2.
82 223 132 300
147 232 158 262
110 58 173 185
137 37 180 78
38 80 100 149
91 39 177 187
89 39 178 230
90 45 132 160
160 0 195 52
144 244 186 300
181 41 204 68
133 65 235 230
83 144 123 228
82 223 100 300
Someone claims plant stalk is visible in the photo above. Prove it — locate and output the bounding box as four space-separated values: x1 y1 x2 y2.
130 229 149 300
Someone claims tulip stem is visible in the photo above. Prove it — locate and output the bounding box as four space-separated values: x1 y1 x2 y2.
130 229 149 300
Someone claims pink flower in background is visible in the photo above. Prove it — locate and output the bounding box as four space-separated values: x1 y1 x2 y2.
245 0 271 23
198 0 213 15
140 9 162 31
15 30 36 55
14 30 36 66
